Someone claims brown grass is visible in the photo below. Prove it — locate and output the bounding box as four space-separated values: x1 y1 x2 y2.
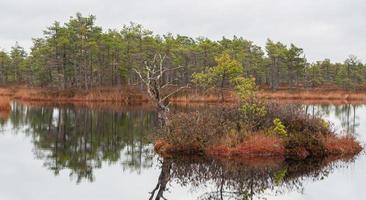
171 87 366 104
0 86 149 104
170 88 239 103
155 133 363 161
155 134 286 159
323 135 363 156
0 110 10 120
0 88 14 97
16 100 155 112
0 97 11 111
257 89 366 102
2 86 366 104
154 139 203 157
207 134 285 159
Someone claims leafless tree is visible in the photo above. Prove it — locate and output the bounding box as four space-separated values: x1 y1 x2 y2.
134 53 188 126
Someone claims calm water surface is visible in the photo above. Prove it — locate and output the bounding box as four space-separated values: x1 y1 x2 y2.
0 102 365 200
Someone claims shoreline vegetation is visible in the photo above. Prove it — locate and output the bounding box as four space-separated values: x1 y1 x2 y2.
155 134 362 161
0 86 149 104
2 86 366 104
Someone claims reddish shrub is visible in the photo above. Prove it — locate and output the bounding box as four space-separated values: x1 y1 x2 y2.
323 135 363 156
154 139 203 157
231 135 285 158
205 134 285 159
205 145 231 157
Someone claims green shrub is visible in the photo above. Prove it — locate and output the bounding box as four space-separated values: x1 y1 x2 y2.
273 118 287 137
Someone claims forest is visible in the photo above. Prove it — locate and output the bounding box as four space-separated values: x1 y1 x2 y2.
0 13 365 91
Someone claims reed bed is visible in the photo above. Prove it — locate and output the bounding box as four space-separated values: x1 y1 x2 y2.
0 97 11 111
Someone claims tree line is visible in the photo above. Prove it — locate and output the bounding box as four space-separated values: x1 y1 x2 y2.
0 13 365 90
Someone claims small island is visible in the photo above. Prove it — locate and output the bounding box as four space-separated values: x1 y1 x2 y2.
146 53 362 161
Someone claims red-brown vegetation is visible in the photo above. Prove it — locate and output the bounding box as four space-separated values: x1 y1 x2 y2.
170 89 239 103
16 100 154 113
154 102 363 161
257 89 366 102
0 97 11 111
206 134 285 158
170 88 366 104
323 135 363 156
0 97 11 120
155 133 362 160
0 86 149 104
2 86 366 104
154 139 203 157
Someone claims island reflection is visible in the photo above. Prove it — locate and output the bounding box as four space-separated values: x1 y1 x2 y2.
149 156 356 200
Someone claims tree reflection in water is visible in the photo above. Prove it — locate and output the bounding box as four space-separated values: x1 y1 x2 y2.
304 104 361 135
1 102 362 199
8 102 157 183
149 156 356 200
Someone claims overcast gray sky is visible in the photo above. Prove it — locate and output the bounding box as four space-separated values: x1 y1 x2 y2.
0 0 365 62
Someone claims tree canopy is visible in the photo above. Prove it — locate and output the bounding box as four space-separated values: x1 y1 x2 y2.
0 13 365 91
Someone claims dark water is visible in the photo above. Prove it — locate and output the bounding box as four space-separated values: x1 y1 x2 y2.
0 102 365 200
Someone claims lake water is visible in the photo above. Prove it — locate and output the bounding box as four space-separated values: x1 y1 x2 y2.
0 102 365 200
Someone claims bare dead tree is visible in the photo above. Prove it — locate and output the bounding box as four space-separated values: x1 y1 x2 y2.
134 53 188 126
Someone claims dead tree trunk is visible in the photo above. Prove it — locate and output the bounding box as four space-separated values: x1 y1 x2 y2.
134 53 188 127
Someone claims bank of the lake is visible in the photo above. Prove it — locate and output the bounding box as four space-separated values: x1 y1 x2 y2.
0 86 149 104
171 88 366 103
2 86 366 105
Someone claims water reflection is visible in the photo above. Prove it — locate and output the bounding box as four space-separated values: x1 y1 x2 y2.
5 102 157 183
149 156 355 200
304 104 361 134
0 102 364 200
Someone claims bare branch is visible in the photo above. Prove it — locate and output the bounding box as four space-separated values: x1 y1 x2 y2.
133 68 147 86
161 83 174 89
162 65 183 73
160 85 189 102
134 53 186 127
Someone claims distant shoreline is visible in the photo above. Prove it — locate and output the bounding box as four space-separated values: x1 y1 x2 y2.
1 86 366 104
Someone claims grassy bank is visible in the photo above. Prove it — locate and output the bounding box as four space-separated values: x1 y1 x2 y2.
0 86 149 104
257 89 366 101
2 86 366 104
155 131 362 161
0 97 11 111
170 88 366 103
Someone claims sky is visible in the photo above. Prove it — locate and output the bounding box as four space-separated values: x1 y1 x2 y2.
0 0 365 62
